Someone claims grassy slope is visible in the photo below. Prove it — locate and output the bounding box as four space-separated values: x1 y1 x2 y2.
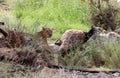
12 0 91 40
1 1 120 77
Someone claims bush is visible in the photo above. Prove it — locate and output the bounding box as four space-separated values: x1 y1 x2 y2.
90 0 120 31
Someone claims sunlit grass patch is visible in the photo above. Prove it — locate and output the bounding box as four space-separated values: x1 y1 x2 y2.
11 0 91 40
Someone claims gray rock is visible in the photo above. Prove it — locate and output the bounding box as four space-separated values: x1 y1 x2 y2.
49 43 60 52
97 72 108 78
82 72 89 75
113 73 120 77
86 73 97 78
115 77 120 78
78 75 86 78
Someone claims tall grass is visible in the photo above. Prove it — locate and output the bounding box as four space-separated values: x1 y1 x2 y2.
59 39 120 69
12 0 91 40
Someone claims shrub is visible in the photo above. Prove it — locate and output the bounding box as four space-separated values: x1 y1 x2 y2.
90 0 120 31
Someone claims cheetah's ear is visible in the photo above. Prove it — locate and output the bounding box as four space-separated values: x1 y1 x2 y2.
42 27 46 30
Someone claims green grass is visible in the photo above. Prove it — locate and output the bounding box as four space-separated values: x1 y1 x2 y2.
11 0 91 40
1 1 120 77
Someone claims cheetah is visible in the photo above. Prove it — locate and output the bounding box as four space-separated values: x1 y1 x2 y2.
25 27 54 52
36 27 53 51
0 26 54 51
55 26 106 53
58 29 85 52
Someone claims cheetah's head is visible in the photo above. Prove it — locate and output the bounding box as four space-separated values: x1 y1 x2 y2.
42 27 53 38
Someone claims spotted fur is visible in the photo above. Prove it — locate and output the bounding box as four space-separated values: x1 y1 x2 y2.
56 26 105 53
57 29 85 52
23 27 53 49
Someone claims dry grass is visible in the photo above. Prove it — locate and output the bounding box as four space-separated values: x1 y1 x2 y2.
13 67 83 78
87 0 120 33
